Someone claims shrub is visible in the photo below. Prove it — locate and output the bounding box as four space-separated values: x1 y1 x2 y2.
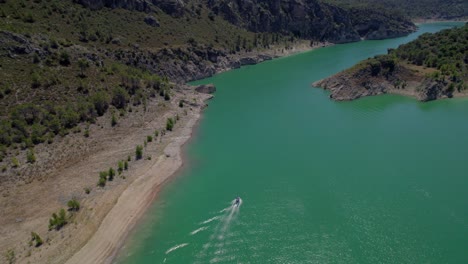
27 149 36 163
97 177 106 187
91 92 110 116
179 101 184 108
124 160 128 170
31 72 41 88
108 167 115 181
98 171 108 187
84 129 90 137
154 130 159 138
11 157 19 168
135 145 143 160
147 135 153 142
166 118 174 131
111 114 117 127
31 232 43 247
49 209 67 230
78 58 90 77
111 87 129 109
84 187 91 194
23 13 35 23
59 51 70 66
127 155 131 161
5 249 15 264
118 161 124 174
67 198 80 211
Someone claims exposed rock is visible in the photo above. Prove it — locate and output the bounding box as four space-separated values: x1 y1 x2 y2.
313 60 455 102
206 0 415 43
73 0 151 12
195 84 216 94
144 15 160 27
417 79 453 101
73 0 185 16
151 0 185 17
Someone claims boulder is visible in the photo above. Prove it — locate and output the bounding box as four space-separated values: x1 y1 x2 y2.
195 84 216 94
144 15 160 27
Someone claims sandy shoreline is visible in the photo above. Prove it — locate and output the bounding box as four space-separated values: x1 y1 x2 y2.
65 98 209 264
64 43 326 264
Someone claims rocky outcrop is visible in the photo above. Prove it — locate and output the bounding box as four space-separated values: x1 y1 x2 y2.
348 8 417 40
144 15 160 27
313 58 456 102
73 0 185 16
73 0 150 11
206 0 415 43
195 84 216 94
109 44 279 83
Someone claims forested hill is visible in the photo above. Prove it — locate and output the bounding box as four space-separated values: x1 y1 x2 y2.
323 0 468 20
314 24 468 101
0 0 415 156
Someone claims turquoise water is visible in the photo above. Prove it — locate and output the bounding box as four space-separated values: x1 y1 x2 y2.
117 23 468 263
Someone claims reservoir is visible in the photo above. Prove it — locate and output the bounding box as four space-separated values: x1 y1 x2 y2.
117 22 468 263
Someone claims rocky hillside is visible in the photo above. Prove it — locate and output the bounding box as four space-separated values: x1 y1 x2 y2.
323 0 468 20
313 24 468 101
207 0 415 43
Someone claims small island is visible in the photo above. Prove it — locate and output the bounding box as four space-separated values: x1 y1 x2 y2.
314 23 468 102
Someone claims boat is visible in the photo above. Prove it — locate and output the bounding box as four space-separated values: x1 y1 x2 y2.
233 197 241 207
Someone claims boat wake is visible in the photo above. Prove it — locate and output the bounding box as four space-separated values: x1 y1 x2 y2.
195 199 242 262
165 198 243 261
165 243 189 254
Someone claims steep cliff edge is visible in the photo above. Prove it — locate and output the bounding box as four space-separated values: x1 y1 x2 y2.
207 0 416 43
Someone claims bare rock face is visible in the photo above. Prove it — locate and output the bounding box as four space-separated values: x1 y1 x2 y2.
195 84 216 94
144 15 160 27
73 0 185 16
151 0 185 17
417 79 453 101
73 0 150 11
207 0 361 43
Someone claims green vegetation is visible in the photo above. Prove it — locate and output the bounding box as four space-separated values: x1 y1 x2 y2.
31 232 43 247
166 118 174 131
26 149 36 163
365 24 466 88
322 0 467 19
108 167 115 181
341 24 467 98
84 187 91 194
118 160 124 174
124 160 128 170
393 25 467 83
111 114 117 127
147 135 153 142
67 198 80 211
48 208 67 230
98 171 108 187
4 249 15 264
135 145 143 160
11 157 19 168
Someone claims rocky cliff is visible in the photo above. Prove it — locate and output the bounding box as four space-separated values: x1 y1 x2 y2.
206 0 415 43
313 24 468 102
313 56 463 102
74 0 416 43
73 0 186 16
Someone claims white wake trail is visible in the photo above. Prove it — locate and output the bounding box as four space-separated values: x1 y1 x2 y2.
190 226 209 235
165 243 189 254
